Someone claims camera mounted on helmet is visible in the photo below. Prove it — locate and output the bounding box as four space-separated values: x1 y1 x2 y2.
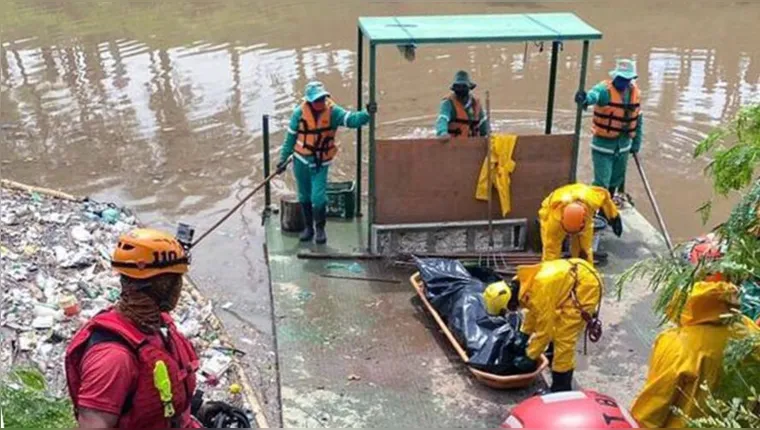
176 223 195 250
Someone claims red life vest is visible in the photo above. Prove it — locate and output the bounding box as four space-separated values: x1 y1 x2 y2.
446 93 483 138
295 99 338 165
65 309 199 429
592 81 641 139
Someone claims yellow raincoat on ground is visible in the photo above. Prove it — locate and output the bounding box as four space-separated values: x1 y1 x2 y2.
539 183 619 263
517 258 603 373
476 135 517 216
630 281 759 428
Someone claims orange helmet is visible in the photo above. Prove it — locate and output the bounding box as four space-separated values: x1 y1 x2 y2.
561 202 587 234
111 228 189 280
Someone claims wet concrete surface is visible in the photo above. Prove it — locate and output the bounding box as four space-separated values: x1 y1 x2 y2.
265 202 668 426
266 216 544 427
573 207 666 409
1 0 760 425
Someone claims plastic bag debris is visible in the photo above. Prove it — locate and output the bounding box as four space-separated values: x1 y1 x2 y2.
70 225 92 243
415 257 527 375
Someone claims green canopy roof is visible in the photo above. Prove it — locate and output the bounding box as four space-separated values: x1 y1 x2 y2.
359 13 602 45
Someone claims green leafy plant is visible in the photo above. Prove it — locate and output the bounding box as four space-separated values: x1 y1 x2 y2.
694 104 760 199
0 366 76 428
683 384 760 428
615 249 700 325
681 335 760 428
617 103 760 425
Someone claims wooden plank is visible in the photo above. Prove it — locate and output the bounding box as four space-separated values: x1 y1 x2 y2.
374 134 573 225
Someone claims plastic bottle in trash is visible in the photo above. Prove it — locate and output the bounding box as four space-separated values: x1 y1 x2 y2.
59 294 81 317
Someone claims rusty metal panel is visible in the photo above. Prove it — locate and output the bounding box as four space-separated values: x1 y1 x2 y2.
374 134 574 225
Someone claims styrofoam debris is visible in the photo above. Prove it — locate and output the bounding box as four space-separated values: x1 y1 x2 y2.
70 225 92 242
32 315 54 329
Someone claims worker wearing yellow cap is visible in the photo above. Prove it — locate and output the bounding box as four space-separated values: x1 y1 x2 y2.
539 183 623 263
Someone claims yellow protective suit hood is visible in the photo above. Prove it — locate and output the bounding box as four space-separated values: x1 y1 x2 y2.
516 259 603 373
631 281 757 428
666 281 740 326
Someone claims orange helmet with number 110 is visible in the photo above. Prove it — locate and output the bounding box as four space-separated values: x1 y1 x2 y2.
111 228 189 280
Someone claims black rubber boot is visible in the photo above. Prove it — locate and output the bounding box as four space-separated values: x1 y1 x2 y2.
550 369 574 393
545 343 555 367
299 203 314 242
314 206 327 245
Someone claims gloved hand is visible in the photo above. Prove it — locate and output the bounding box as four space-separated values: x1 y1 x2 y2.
508 331 531 355
515 331 530 350
514 355 538 373
574 90 588 106
276 159 289 174
610 215 623 237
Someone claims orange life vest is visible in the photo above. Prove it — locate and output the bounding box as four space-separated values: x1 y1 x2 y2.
295 99 338 165
592 81 641 139
446 93 483 138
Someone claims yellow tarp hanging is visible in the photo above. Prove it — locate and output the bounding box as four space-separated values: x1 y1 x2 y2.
476 134 518 216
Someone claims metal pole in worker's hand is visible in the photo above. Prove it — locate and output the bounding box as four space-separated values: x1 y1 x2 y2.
486 91 494 251
192 155 293 248
262 114 271 209
633 153 674 253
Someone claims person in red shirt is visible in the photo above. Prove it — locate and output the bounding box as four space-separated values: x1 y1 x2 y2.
66 228 202 429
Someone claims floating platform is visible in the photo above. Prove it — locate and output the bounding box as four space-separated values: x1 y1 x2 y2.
264 206 665 427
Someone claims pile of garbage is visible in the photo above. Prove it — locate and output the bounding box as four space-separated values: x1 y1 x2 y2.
0 185 249 409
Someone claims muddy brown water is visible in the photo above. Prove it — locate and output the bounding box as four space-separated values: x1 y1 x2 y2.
1 0 759 398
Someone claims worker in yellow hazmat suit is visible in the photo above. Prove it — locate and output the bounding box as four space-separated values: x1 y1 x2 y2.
511 258 604 392
539 183 622 263
630 281 759 428
476 135 517 216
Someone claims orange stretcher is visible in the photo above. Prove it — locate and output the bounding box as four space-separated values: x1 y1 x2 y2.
410 272 548 389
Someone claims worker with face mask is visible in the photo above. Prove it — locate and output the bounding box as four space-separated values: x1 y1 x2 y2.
631 281 759 428
511 259 604 393
575 59 644 202
65 228 201 428
539 183 623 263
436 70 489 141
277 81 370 244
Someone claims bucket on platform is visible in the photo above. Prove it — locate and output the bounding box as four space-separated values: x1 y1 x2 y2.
592 215 608 253
280 197 304 232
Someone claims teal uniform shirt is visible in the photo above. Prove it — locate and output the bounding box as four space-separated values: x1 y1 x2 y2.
279 103 370 167
585 81 644 154
584 81 644 190
279 102 369 208
435 95 489 137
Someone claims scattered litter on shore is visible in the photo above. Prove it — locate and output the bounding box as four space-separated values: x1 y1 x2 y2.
0 184 250 411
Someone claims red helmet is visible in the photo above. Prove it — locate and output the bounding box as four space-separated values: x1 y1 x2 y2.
687 234 724 281
501 390 639 428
